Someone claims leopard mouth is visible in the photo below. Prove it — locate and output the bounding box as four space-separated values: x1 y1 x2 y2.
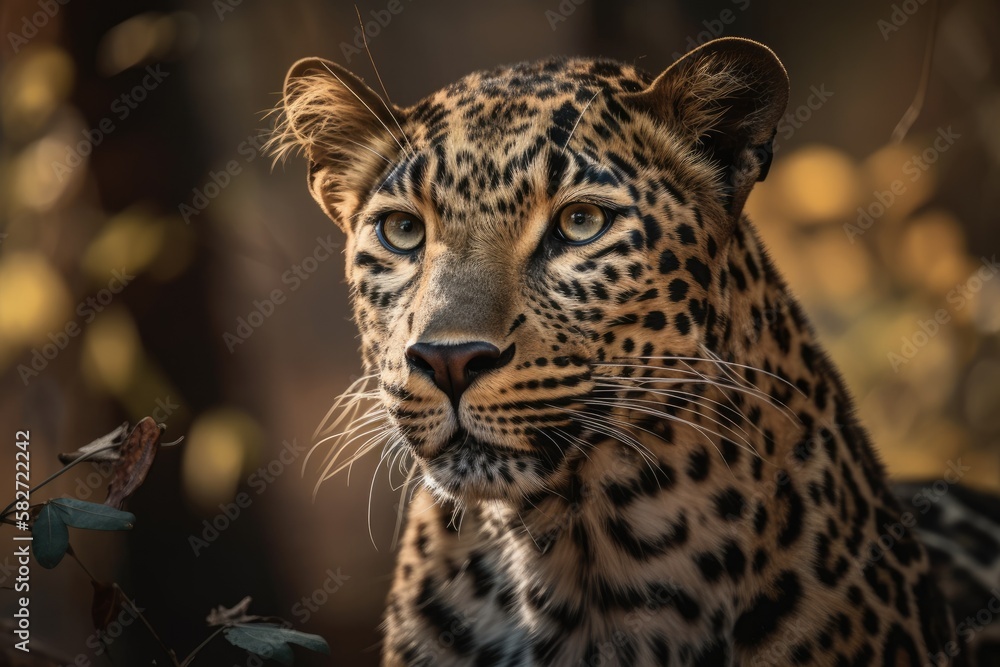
415 426 571 501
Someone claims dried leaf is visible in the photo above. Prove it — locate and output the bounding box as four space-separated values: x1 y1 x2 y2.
105 417 162 509
57 422 130 464
91 581 124 632
207 596 257 626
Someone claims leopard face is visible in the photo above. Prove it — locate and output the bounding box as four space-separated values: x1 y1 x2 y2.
274 41 787 505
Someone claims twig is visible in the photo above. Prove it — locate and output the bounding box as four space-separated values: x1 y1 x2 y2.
178 627 225 667
68 551 181 667
0 439 122 519
890 0 941 143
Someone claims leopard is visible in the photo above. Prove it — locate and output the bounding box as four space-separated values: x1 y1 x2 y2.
271 37 1000 666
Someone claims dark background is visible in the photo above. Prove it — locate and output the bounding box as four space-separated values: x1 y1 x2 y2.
0 0 998 664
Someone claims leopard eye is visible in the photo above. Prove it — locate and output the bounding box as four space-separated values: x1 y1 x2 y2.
554 202 609 244
376 212 425 253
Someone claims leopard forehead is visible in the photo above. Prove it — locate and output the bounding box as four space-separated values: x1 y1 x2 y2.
353 57 714 244
404 57 651 149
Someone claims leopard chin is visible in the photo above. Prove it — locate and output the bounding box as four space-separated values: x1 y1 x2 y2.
414 426 570 504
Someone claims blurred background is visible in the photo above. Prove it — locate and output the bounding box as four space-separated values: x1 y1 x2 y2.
0 0 997 664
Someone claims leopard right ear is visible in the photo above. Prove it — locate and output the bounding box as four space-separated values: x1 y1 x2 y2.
625 38 789 225
271 57 405 227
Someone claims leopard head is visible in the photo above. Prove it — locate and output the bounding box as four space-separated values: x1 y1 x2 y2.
275 38 788 504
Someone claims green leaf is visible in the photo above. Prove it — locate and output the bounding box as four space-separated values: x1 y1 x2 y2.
50 498 135 531
223 624 330 665
32 504 69 569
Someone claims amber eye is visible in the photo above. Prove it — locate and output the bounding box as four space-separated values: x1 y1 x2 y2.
376 212 425 252
555 202 609 244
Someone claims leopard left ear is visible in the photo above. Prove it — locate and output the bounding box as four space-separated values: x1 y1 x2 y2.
627 37 789 222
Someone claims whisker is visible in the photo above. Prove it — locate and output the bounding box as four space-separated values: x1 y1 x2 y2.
563 88 601 150
316 60 407 154
594 370 799 423
604 353 803 395
316 415 389 477
313 374 378 438
354 5 414 154
578 399 741 481
592 382 758 441
391 458 420 550
368 438 403 550
582 396 759 459
551 405 660 471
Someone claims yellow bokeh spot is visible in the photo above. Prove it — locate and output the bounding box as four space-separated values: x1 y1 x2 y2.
771 145 859 224
860 142 936 228
183 410 262 513
0 47 74 138
0 253 71 347
805 230 874 302
12 136 76 212
81 308 139 393
82 210 165 279
879 419 966 480
897 211 970 293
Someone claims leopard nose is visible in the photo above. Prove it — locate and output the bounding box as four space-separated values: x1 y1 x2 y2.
405 342 513 408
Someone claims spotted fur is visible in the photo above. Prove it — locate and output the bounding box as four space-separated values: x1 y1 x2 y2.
273 38 998 666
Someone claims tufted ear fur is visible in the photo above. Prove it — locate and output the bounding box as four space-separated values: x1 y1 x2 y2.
626 37 789 223
271 58 405 228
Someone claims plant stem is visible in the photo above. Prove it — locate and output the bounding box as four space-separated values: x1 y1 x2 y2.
68 550 181 667
179 627 225 667
0 440 122 518
121 592 181 667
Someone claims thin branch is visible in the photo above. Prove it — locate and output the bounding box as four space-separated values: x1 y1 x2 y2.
69 551 182 667
179 627 225 667
891 0 941 143
1 439 122 518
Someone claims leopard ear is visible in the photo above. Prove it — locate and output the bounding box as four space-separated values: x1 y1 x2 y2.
628 37 789 222
272 57 405 227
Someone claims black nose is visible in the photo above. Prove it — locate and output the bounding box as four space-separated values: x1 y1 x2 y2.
405 342 512 408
